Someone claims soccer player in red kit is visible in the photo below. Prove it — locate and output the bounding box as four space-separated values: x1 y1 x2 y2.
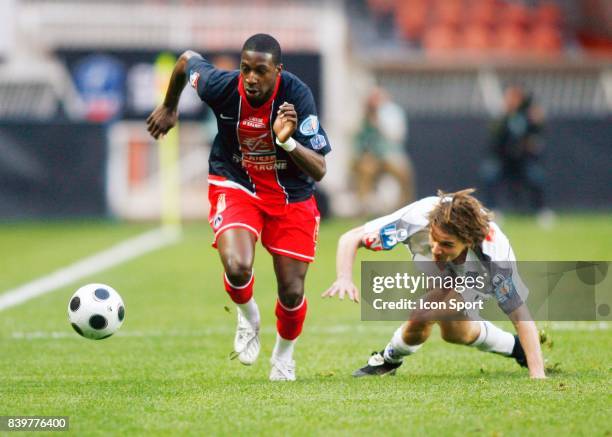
146 34 330 381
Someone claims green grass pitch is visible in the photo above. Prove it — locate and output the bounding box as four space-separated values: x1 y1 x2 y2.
0 215 611 436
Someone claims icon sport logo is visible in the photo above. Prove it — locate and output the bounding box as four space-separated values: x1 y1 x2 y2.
299 115 319 136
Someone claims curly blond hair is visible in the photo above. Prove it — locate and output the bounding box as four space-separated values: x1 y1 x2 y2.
427 188 492 248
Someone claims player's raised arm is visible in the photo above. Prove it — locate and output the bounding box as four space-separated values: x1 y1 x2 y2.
274 102 326 181
146 50 201 139
321 226 367 302
508 305 546 379
323 202 419 303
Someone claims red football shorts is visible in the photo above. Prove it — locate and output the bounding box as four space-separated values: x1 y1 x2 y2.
208 185 321 263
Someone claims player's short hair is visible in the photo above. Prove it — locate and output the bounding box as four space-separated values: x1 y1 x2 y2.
242 33 282 65
428 188 492 247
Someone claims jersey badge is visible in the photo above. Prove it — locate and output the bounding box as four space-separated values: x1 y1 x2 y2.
380 224 398 250
396 228 408 242
492 273 516 303
299 115 319 136
310 134 327 150
213 214 223 229
189 70 200 89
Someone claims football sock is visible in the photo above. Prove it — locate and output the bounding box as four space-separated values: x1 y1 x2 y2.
470 320 515 356
272 333 296 363
224 271 254 304
275 297 308 342
383 323 423 363
237 298 260 330
224 272 259 328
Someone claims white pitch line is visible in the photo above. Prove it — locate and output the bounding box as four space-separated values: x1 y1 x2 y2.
0 226 182 312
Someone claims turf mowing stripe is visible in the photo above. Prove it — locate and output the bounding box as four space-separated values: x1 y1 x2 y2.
8 322 610 340
0 226 181 312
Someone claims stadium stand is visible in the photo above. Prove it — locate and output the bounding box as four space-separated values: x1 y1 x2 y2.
356 0 584 58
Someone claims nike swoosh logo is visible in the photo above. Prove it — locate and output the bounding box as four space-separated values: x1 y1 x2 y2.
220 114 234 120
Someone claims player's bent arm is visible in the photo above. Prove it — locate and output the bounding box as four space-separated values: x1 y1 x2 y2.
146 50 202 139
163 50 201 109
508 304 546 379
274 102 326 181
336 226 366 280
321 226 366 302
286 143 326 181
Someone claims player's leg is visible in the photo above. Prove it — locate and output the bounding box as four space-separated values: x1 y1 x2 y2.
384 319 431 361
439 319 527 367
431 288 525 365
217 228 262 365
261 196 319 381
352 290 446 377
217 228 258 324
268 254 309 381
208 185 263 365
438 320 480 344
434 286 528 369
352 319 433 377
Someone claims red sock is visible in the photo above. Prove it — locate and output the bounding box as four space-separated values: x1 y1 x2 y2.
223 272 254 304
275 297 308 340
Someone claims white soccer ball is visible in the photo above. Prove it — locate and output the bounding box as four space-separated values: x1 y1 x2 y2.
67 283 125 340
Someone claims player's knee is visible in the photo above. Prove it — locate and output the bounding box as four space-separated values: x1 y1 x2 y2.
224 256 253 286
277 279 304 308
404 320 431 344
439 325 471 345
409 308 434 324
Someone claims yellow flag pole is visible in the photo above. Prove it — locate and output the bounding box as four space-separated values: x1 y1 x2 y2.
154 53 181 230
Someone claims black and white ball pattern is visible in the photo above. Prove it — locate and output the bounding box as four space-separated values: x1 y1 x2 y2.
67 283 125 340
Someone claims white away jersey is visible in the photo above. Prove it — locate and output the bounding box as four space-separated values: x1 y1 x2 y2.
363 197 528 314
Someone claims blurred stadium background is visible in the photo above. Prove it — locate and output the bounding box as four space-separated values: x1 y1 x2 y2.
0 0 610 221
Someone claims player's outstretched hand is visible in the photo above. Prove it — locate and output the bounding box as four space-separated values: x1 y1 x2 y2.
273 101 297 143
321 277 360 303
146 104 178 140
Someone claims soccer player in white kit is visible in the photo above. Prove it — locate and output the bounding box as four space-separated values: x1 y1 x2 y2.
323 189 546 378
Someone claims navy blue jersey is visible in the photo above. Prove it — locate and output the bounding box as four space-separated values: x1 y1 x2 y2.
187 55 331 204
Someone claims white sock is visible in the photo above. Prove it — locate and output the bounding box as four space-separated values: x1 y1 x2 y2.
272 334 296 363
237 298 260 330
383 324 423 363
470 321 515 356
